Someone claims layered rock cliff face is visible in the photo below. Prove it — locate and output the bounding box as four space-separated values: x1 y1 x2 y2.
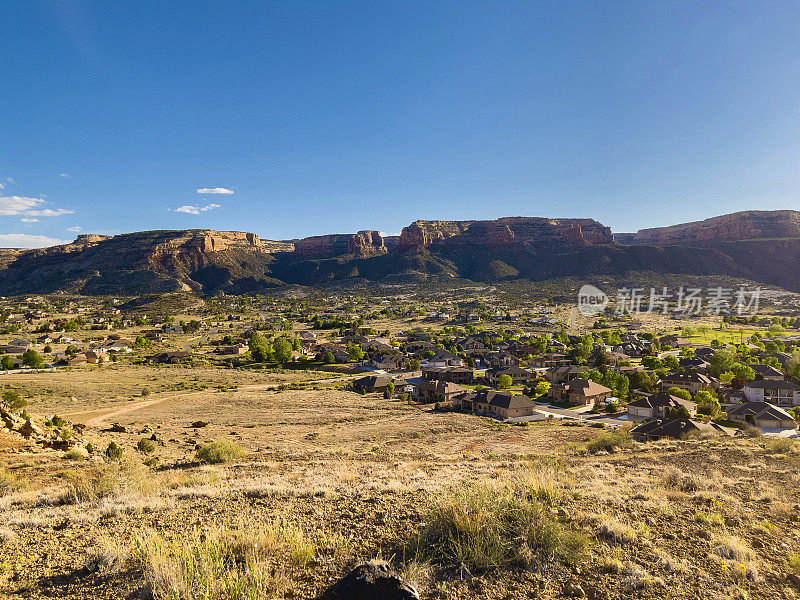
398 217 614 250
293 231 386 258
1 212 800 294
622 210 800 245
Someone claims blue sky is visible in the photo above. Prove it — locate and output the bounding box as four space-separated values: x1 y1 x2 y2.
2 1 799 247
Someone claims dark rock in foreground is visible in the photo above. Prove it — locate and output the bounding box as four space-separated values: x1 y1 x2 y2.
323 562 420 600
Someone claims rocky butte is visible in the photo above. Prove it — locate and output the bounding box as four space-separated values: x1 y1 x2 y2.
397 217 615 250
293 231 387 259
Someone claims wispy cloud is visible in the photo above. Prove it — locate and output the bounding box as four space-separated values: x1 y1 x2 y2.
59 173 70 178
20 218 40 223
196 187 234 195
0 196 74 217
0 183 4 190
66 226 82 232
0 233 69 248
174 203 221 214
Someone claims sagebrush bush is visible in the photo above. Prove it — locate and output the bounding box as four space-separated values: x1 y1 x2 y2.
137 438 156 454
60 458 153 504
408 477 587 573
766 437 795 454
587 427 631 454
196 439 245 464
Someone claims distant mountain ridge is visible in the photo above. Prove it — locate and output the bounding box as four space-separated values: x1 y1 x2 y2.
0 211 799 295
616 210 800 245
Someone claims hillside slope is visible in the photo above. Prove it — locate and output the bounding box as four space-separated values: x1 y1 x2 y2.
0 211 798 294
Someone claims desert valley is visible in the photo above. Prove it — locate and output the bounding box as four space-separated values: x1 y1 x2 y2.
1 211 800 599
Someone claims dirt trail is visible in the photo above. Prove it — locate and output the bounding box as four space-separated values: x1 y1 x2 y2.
64 375 356 428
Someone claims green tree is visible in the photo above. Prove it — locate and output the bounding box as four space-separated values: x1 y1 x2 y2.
347 342 365 362
663 355 679 370
666 387 692 401
22 349 43 369
273 337 292 363
323 351 335 364
1 390 26 411
497 374 513 388
695 390 721 417
248 332 271 362
1 355 13 371
668 404 691 419
534 380 551 397
408 358 421 371
65 345 79 357
709 349 735 376
730 362 756 382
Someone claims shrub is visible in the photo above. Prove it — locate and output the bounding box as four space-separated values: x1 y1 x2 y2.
1 390 26 411
788 553 800 574
408 478 587 573
61 458 153 504
587 428 631 454
105 442 124 460
196 439 246 464
63 450 85 461
766 437 795 454
137 438 156 454
0 469 24 496
46 414 67 428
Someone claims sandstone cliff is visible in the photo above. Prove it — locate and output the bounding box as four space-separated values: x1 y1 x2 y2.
623 210 800 245
398 217 614 250
293 231 386 258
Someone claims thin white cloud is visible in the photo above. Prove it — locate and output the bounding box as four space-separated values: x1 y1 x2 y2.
6 178 15 184
0 196 73 217
60 173 70 178
66 226 82 232
0 183 4 190
20 218 39 223
174 203 222 214
0 233 69 248
25 208 74 217
196 187 234 195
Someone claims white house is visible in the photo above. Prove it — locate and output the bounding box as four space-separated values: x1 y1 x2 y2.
743 380 800 408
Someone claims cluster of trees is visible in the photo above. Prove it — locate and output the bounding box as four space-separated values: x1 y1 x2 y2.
248 333 295 363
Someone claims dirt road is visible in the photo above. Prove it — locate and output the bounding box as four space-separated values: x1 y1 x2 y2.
64 375 357 428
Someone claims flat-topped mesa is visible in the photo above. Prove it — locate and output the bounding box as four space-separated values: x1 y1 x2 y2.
294 230 387 259
627 210 800 245
397 217 614 250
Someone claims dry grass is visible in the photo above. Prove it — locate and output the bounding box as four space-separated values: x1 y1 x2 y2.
409 471 588 574
58 457 155 505
0 525 15 543
595 517 640 545
0 469 25 496
129 519 348 600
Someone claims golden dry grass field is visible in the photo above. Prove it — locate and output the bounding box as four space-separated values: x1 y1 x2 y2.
1 365 800 600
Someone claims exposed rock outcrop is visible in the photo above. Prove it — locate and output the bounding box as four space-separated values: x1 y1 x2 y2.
623 210 800 245
294 231 387 258
397 217 614 250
